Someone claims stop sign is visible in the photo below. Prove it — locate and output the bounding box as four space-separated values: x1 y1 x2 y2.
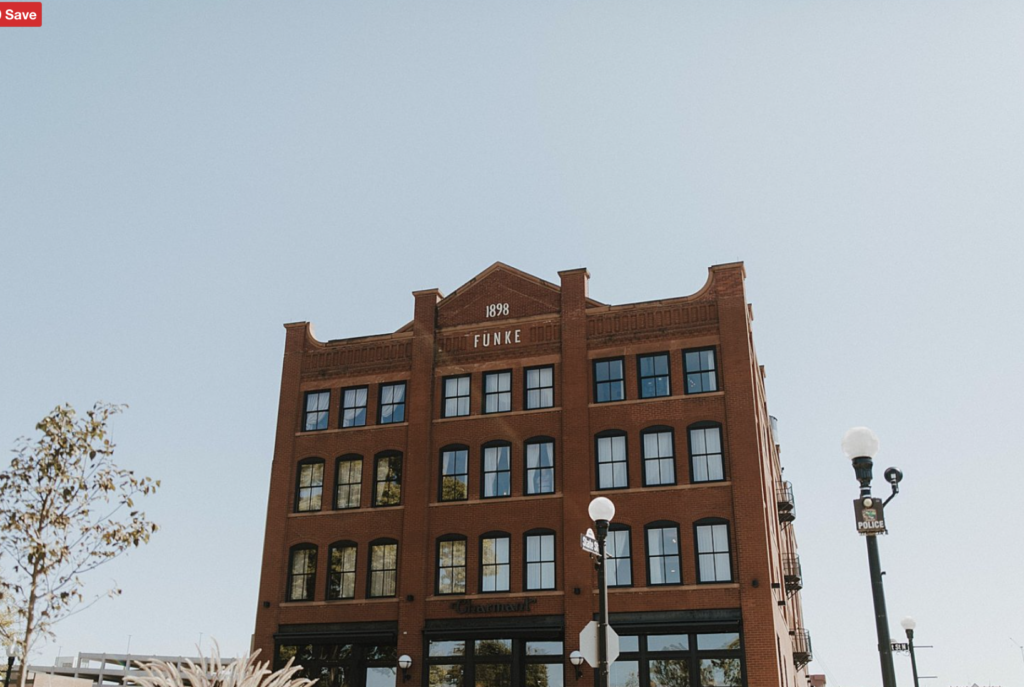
578 620 620 668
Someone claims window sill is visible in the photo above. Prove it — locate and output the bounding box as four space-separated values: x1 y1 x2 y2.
434 407 561 423
295 422 409 437
588 390 724 409
590 482 731 496
287 505 405 517
430 493 562 507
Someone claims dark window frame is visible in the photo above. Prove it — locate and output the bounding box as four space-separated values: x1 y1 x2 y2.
302 390 331 432
479 531 511 594
606 524 633 588
333 454 363 510
441 374 471 419
524 365 555 410
378 381 407 424
340 386 368 428
683 347 719 395
688 421 726 483
644 520 683 587
595 430 629 490
593 357 626 404
637 352 672 399
286 543 318 602
435 534 468 596
640 426 677 487
439 444 470 502
524 528 557 591
524 436 555 496
694 518 733 583
372 451 402 507
326 540 357 600
294 458 325 513
367 537 399 598
481 440 512 499
482 369 513 414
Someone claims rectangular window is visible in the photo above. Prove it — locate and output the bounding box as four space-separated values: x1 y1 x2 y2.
296 461 324 512
379 382 407 424
647 525 681 585
696 523 732 582
684 348 718 394
597 434 628 489
327 543 356 600
335 458 362 509
437 539 467 595
480 536 510 592
638 353 671 398
303 390 330 431
482 445 511 498
483 371 512 413
690 426 724 482
441 447 469 502
525 533 555 590
642 430 676 486
341 387 367 428
594 358 625 403
369 542 398 597
287 546 317 601
606 528 632 587
443 376 471 418
525 366 554 409
374 454 402 506
525 441 555 495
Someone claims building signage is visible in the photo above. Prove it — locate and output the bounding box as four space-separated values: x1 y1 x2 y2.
451 597 538 614
853 497 887 535
472 328 521 349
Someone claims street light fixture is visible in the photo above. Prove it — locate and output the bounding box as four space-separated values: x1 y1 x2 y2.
4 644 16 687
842 426 902 687
901 617 920 687
588 496 615 687
397 655 412 683
569 650 585 681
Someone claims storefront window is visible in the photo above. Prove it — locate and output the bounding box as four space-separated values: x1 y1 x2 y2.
425 637 563 687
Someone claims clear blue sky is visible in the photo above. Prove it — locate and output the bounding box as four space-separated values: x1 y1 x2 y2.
2 2 1023 686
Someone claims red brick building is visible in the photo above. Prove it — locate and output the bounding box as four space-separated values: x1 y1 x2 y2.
253 263 811 687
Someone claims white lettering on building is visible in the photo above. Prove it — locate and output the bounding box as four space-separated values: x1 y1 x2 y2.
472 329 522 348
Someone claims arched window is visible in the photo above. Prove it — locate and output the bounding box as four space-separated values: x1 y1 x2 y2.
286 544 317 601
595 430 628 490
436 534 467 595
480 531 511 593
641 426 676 487
368 538 399 597
373 452 402 507
439 445 469 502
688 422 725 483
481 441 512 499
295 458 324 513
524 437 555 495
694 518 732 583
327 541 357 600
334 455 362 509
524 528 556 591
644 521 681 586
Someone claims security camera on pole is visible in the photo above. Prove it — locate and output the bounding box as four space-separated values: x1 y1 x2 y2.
843 427 904 687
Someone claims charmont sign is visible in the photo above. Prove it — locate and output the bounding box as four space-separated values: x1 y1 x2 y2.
451 597 538 614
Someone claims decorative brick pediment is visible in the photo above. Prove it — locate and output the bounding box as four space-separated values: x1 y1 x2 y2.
436 263 563 328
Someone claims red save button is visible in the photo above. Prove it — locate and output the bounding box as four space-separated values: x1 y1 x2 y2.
0 2 42 27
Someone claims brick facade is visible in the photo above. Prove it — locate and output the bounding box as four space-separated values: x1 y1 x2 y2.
253 262 811 687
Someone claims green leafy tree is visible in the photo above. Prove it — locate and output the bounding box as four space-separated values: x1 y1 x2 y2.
0 403 159 684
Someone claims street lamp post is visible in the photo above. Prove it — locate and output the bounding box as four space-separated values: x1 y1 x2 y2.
843 427 902 687
589 496 616 687
4 645 16 687
901 617 920 687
